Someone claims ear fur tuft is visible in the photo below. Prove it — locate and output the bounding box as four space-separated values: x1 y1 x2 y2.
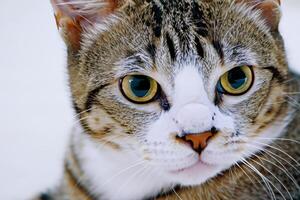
50 0 120 50
236 0 281 31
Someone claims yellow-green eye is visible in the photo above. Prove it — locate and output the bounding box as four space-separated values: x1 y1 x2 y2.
217 66 254 95
120 75 159 103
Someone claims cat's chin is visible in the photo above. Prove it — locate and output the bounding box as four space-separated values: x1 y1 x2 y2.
168 160 224 186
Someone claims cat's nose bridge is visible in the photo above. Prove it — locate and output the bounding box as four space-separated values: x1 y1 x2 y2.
173 66 212 107
175 103 213 134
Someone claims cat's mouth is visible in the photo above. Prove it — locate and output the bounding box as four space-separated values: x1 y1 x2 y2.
167 157 224 186
169 159 218 175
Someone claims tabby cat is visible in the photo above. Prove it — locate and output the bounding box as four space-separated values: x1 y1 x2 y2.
37 0 300 199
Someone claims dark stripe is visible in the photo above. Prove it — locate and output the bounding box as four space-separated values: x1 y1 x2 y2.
159 90 171 111
165 33 176 61
146 43 156 60
264 66 285 83
212 40 224 60
39 193 53 200
131 55 144 66
81 121 100 135
96 100 134 134
194 37 204 58
255 98 287 130
151 1 163 37
214 91 223 105
65 163 95 200
191 1 208 37
85 84 110 111
159 1 190 52
126 51 144 65
72 101 82 115
260 104 285 130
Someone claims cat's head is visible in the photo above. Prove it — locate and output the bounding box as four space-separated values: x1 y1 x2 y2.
52 0 290 187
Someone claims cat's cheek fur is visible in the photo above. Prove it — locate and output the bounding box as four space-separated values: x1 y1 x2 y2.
85 108 117 134
203 109 292 166
75 128 173 200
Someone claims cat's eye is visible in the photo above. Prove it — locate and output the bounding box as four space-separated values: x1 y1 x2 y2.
120 75 159 103
217 66 254 95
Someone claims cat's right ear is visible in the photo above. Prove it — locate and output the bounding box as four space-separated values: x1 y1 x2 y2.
236 0 281 31
50 0 122 50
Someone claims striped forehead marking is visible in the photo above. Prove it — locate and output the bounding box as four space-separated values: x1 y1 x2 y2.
147 0 212 62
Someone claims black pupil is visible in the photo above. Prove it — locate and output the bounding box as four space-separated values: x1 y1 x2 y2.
129 76 151 97
227 68 247 89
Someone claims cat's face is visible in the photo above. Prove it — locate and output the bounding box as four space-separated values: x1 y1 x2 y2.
53 0 289 187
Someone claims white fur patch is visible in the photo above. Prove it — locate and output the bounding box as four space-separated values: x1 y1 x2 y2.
75 128 172 200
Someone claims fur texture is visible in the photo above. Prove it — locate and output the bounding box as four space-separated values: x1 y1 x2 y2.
37 0 300 199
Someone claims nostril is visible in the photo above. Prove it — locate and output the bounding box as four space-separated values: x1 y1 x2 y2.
211 126 217 134
176 131 215 154
176 135 193 148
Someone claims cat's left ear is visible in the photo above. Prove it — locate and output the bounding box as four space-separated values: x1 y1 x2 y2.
50 0 123 50
237 0 281 31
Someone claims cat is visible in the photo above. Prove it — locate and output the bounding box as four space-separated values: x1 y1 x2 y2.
36 0 300 199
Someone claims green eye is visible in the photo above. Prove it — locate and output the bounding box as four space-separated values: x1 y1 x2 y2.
120 75 159 103
217 66 254 95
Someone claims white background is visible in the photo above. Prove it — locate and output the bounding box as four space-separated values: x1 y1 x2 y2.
0 1 299 199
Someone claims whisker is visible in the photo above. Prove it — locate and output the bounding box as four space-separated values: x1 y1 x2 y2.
237 161 272 194
56 1 98 6
73 107 94 120
235 162 258 186
250 141 300 167
244 152 293 200
246 143 300 174
240 158 276 200
172 188 184 200
100 160 146 188
257 137 300 145
115 165 150 197
285 95 300 109
283 92 300 95
73 115 91 126
282 77 297 84
254 154 300 191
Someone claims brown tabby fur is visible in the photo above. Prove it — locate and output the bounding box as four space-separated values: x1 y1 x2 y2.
35 0 300 199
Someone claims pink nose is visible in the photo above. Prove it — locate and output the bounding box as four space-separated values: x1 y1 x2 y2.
177 131 214 153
